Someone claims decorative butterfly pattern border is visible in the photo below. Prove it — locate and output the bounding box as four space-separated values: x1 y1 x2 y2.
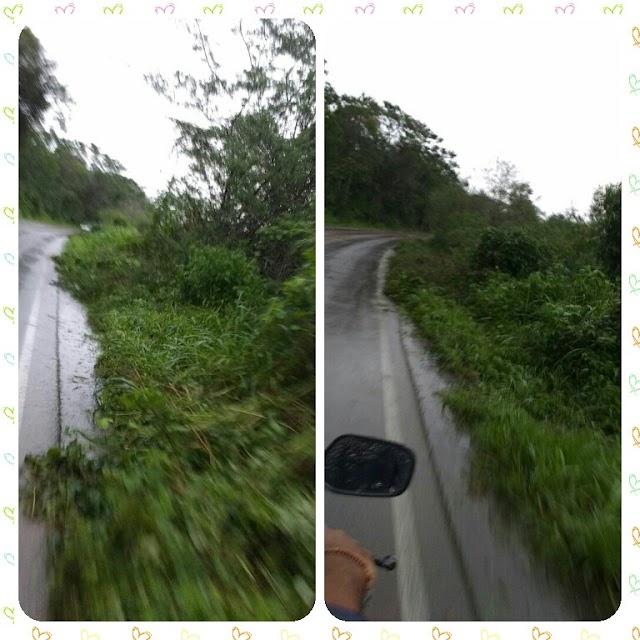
0 3 629 16
0 8 637 640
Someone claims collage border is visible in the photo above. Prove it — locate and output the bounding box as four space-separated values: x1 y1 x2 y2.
0 12 634 640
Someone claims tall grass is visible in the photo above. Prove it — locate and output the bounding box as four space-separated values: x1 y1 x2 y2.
22 226 315 620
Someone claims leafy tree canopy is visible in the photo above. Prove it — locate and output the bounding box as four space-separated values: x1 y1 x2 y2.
18 27 72 146
145 19 316 246
19 28 149 225
325 83 462 229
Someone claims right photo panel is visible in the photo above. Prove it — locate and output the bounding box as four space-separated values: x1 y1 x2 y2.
324 22 621 623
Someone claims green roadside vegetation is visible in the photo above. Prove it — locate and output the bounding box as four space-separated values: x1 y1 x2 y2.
19 22 316 620
325 81 621 615
325 85 460 231
35 222 315 620
385 223 620 615
19 130 151 227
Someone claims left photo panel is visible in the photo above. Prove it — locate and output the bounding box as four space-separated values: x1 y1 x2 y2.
18 20 316 621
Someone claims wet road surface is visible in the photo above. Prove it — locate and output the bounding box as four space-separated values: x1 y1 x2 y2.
324 228 583 621
19 220 99 620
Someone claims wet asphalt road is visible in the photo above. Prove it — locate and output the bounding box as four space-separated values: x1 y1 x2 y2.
324 232 401 618
19 221 72 453
19 221 73 621
324 228 442 621
19 220 99 621
323 228 584 622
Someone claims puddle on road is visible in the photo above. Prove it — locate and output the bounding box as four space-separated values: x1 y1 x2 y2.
57 286 100 453
21 282 100 620
19 230 101 620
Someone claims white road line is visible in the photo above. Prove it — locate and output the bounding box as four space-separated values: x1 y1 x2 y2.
19 261 45 427
376 247 430 621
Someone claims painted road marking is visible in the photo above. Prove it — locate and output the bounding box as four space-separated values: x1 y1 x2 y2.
376 247 430 621
18 259 45 429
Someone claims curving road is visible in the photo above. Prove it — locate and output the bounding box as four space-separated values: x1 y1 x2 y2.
324 228 583 622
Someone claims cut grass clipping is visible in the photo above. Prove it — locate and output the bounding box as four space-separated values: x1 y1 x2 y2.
385 238 620 618
20 227 315 620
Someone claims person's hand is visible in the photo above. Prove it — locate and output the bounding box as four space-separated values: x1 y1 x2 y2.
325 527 377 613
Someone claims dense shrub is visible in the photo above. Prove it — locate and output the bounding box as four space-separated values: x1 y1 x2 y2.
99 207 131 228
180 246 264 307
468 267 620 426
470 267 618 346
590 183 621 280
254 217 314 281
54 227 143 301
386 238 474 300
473 226 548 279
257 251 315 384
529 214 595 272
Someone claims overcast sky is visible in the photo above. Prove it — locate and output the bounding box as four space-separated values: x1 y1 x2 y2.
25 20 622 217
25 20 266 199
325 21 622 218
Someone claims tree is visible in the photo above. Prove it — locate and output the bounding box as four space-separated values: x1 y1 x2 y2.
481 159 541 228
18 28 71 147
19 29 149 224
482 159 518 204
590 183 621 280
145 20 315 245
324 83 461 229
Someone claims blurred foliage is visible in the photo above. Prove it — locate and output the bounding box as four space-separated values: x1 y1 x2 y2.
30 228 315 622
145 21 315 250
21 20 315 621
19 29 150 226
19 133 151 225
254 216 315 281
18 27 71 144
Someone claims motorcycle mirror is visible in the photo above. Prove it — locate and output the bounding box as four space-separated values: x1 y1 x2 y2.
325 434 415 497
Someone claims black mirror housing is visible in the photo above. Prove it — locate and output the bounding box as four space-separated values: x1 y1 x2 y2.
325 434 415 497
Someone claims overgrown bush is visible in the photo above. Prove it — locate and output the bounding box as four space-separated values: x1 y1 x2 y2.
180 246 265 308
99 207 131 228
26 224 316 620
257 251 315 384
254 217 314 281
468 267 620 427
54 227 143 301
385 238 474 299
529 213 595 272
473 226 548 279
